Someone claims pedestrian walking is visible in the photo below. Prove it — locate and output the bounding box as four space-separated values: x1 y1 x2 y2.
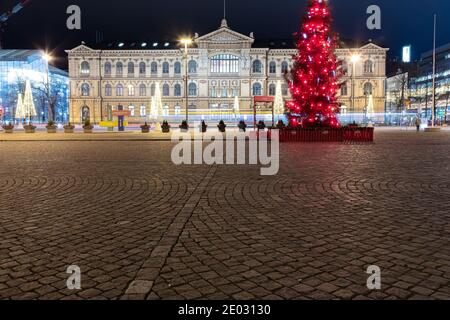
415 117 422 132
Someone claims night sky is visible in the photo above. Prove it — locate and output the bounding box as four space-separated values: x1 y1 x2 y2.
1 0 449 69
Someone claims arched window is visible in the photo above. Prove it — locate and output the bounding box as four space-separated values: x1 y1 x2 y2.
269 83 276 96
162 62 169 74
80 61 90 75
252 60 262 73
139 62 146 76
188 82 197 96
116 62 123 77
364 60 374 74
81 83 90 96
128 105 135 117
116 84 124 96
174 84 182 96
281 61 289 74
140 105 146 117
139 84 146 96
150 83 156 96
105 84 112 96
163 83 170 96
282 84 289 96
128 62 135 76
341 60 348 74
174 105 181 115
151 62 158 75
210 54 239 73
253 83 262 96
128 85 135 96
188 60 197 74
104 62 111 77
269 62 276 74
340 84 348 96
163 106 170 116
363 82 373 95
174 62 181 74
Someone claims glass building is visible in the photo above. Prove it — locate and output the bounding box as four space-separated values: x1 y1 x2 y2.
0 50 69 123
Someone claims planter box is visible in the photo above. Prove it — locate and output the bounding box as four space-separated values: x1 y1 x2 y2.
162 127 171 133
24 125 36 134
64 126 75 133
141 126 150 133
83 126 94 134
2 126 14 134
46 126 57 133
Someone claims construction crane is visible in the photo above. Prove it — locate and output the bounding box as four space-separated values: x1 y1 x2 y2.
0 0 32 49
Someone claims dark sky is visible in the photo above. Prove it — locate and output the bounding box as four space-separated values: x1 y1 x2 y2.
1 0 449 69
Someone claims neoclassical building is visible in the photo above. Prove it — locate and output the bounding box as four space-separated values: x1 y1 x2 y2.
66 19 388 124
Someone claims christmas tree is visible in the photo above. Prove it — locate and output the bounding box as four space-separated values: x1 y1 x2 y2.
22 80 37 123
287 0 341 128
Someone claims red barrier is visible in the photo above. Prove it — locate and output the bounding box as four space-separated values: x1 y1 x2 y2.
272 127 374 143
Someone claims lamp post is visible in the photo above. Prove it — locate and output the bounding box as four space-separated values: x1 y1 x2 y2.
180 38 192 124
43 52 52 122
350 54 360 123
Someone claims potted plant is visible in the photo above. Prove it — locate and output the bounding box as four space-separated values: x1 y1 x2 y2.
257 120 266 131
217 120 227 133
140 122 151 133
1 122 14 134
162 120 171 133
276 120 286 130
83 119 94 133
64 122 75 133
199 120 208 133
23 122 36 133
46 120 57 133
238 120 247 132
179 120 189 133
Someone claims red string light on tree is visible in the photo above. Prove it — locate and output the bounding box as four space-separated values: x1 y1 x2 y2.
287 0 342 128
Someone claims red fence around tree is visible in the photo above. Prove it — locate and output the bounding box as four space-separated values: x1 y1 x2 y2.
269 127 374 143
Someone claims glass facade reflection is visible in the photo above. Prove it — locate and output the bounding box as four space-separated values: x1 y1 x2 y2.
0 50 69 123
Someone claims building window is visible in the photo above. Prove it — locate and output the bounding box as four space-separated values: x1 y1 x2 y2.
163 106 170 116
116 62 123 77
221 88 228 98
128 105 135 117
269 61 276 74
174 62 181 74
139 84 146 96
139 62 146 76
174 105 181 115
174 84 182 96
189 82 197 96
341 84 348 96
364 60 374 74
128 85 135 96
81 83 90 96
162 62 169 74
128 62 135 76
252 60 262 73
341 60 348 74
253 83 262 96
363 82 373 95
105 84 112 96
163 83 170 96
104 62 112 77
150 83 156 96
211 87 217 98
116 84 124 96
269 84 276 96
210 54 239 73
80 61 90 76
151 62 158 75
188 60 197 74
281 61 289 74
140 105 146 117
282 84 289 96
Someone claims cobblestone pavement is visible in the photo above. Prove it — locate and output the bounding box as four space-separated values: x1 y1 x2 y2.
0 129 449 300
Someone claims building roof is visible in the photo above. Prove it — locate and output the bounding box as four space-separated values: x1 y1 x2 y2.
0 49 44 62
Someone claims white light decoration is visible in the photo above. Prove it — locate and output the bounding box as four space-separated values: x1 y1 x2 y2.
273 80 285 117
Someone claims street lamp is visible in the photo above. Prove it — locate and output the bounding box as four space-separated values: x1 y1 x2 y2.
43 52 52 122
180 38 193 124
350 54 360 123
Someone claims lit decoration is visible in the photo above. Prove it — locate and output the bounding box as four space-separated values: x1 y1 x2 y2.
233 95 240 122
151 82 164 130
22 80 37 123
287 0 342 128
273 80 285 121
14 93 25 120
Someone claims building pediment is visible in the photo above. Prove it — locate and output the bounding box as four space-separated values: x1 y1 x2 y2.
195 19 254 49
65 44 98 54
360 43 389 52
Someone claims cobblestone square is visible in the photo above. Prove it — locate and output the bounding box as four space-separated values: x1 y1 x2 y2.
0 129 449 300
